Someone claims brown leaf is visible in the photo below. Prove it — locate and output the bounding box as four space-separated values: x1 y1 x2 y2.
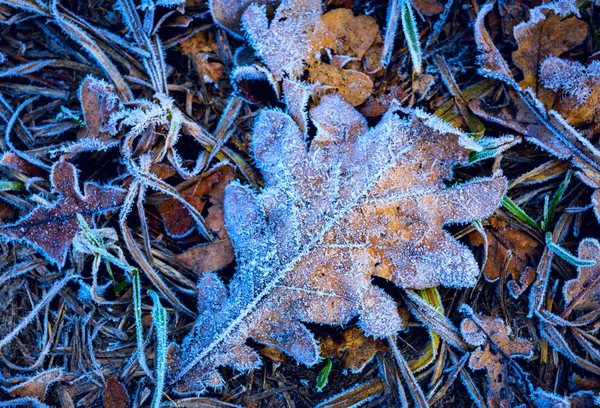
321 8 380 59
469 214 542 283
512 6 587 104
103 378 128 408
171 94 506 393
157 163 235 238
211 0 280 36
412 0 444 15
241 0 337 80
461 306 534 408
175 238 235 274
308 62 373 107
0 161 126 266
0 152 45 178
7 368 63 402
79 76 122 142
540 57 600 127
564 238 600 312
319 327 387 373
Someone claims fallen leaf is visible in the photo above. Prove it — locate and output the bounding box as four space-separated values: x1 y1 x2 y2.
170 94 506 393
78 76 122 143
460 305 534 408
157 163 236 238
211 0 280 36
241 0 336 80
175 238 235 274
563 238 600 312
412 0 444 15
540 57 600 127
103 378 128 408
319 327 388 373
6 368 63 402
321 8 380 59
0 161 126 266
469 214 542 283
512 5 587 103
0 152 45 177
308 62 373 106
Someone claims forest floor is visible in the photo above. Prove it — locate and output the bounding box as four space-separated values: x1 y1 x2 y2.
0 0 599 407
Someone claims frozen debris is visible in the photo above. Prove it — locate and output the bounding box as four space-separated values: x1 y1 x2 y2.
0 162 126 266
168 94 506 394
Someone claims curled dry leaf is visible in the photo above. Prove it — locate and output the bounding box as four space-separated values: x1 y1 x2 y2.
319 327 388 373
0 161 126 266
168 94 506 393
0 152 45 178
469 214 542 284
460 306 534 408
563 238 600 312
5 368 63 402
157 163 235 238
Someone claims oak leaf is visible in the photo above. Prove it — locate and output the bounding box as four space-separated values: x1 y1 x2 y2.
512 5 587 97
563 238 600 311
169 94 506 393
0 161 126 266
319 327 388 373
460 306 534 408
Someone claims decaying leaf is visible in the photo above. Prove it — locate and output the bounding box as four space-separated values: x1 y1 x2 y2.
103 378 128 408
319 327 388 373
230 0 380 107
531 388 599 408
168 93 506 393
563 238 600 312
540 57 600 127
157 163 235 238
210 0 280 36
460 306 534 408
469 214 542 283
512 5 587 101
241 0 336 80
0 161 126 266
5 368 63 402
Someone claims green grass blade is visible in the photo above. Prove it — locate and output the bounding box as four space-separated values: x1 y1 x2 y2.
400 0 422 73
502 195 541 230
546 232 595 267
316 358 332 391
149 290 168 408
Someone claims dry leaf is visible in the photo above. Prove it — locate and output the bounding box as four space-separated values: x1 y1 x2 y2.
460 306 534 408
512 5 587 101
157 163 235 238
0 152 45 178
319 327 388 373
6 368 63 402
211 0 280 36
175 238 235 274
169 94 506 393
412 0 444 15
563 238 600 311
308 62 373 107
540 57 600 126
78 76 122 144
103 378 128 408
0 161 126 266
241 0 336 80
469 214 542 283
321 8 380 60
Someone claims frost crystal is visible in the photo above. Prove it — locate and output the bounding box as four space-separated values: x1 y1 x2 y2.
170 94 506 394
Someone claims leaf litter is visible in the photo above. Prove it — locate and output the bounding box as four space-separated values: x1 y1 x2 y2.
0 0 600 406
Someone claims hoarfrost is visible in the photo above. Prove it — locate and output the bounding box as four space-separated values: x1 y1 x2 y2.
171 94 506 394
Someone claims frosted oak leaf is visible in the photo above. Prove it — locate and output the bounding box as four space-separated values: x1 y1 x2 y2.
169 94 506 394
0 161 126 266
